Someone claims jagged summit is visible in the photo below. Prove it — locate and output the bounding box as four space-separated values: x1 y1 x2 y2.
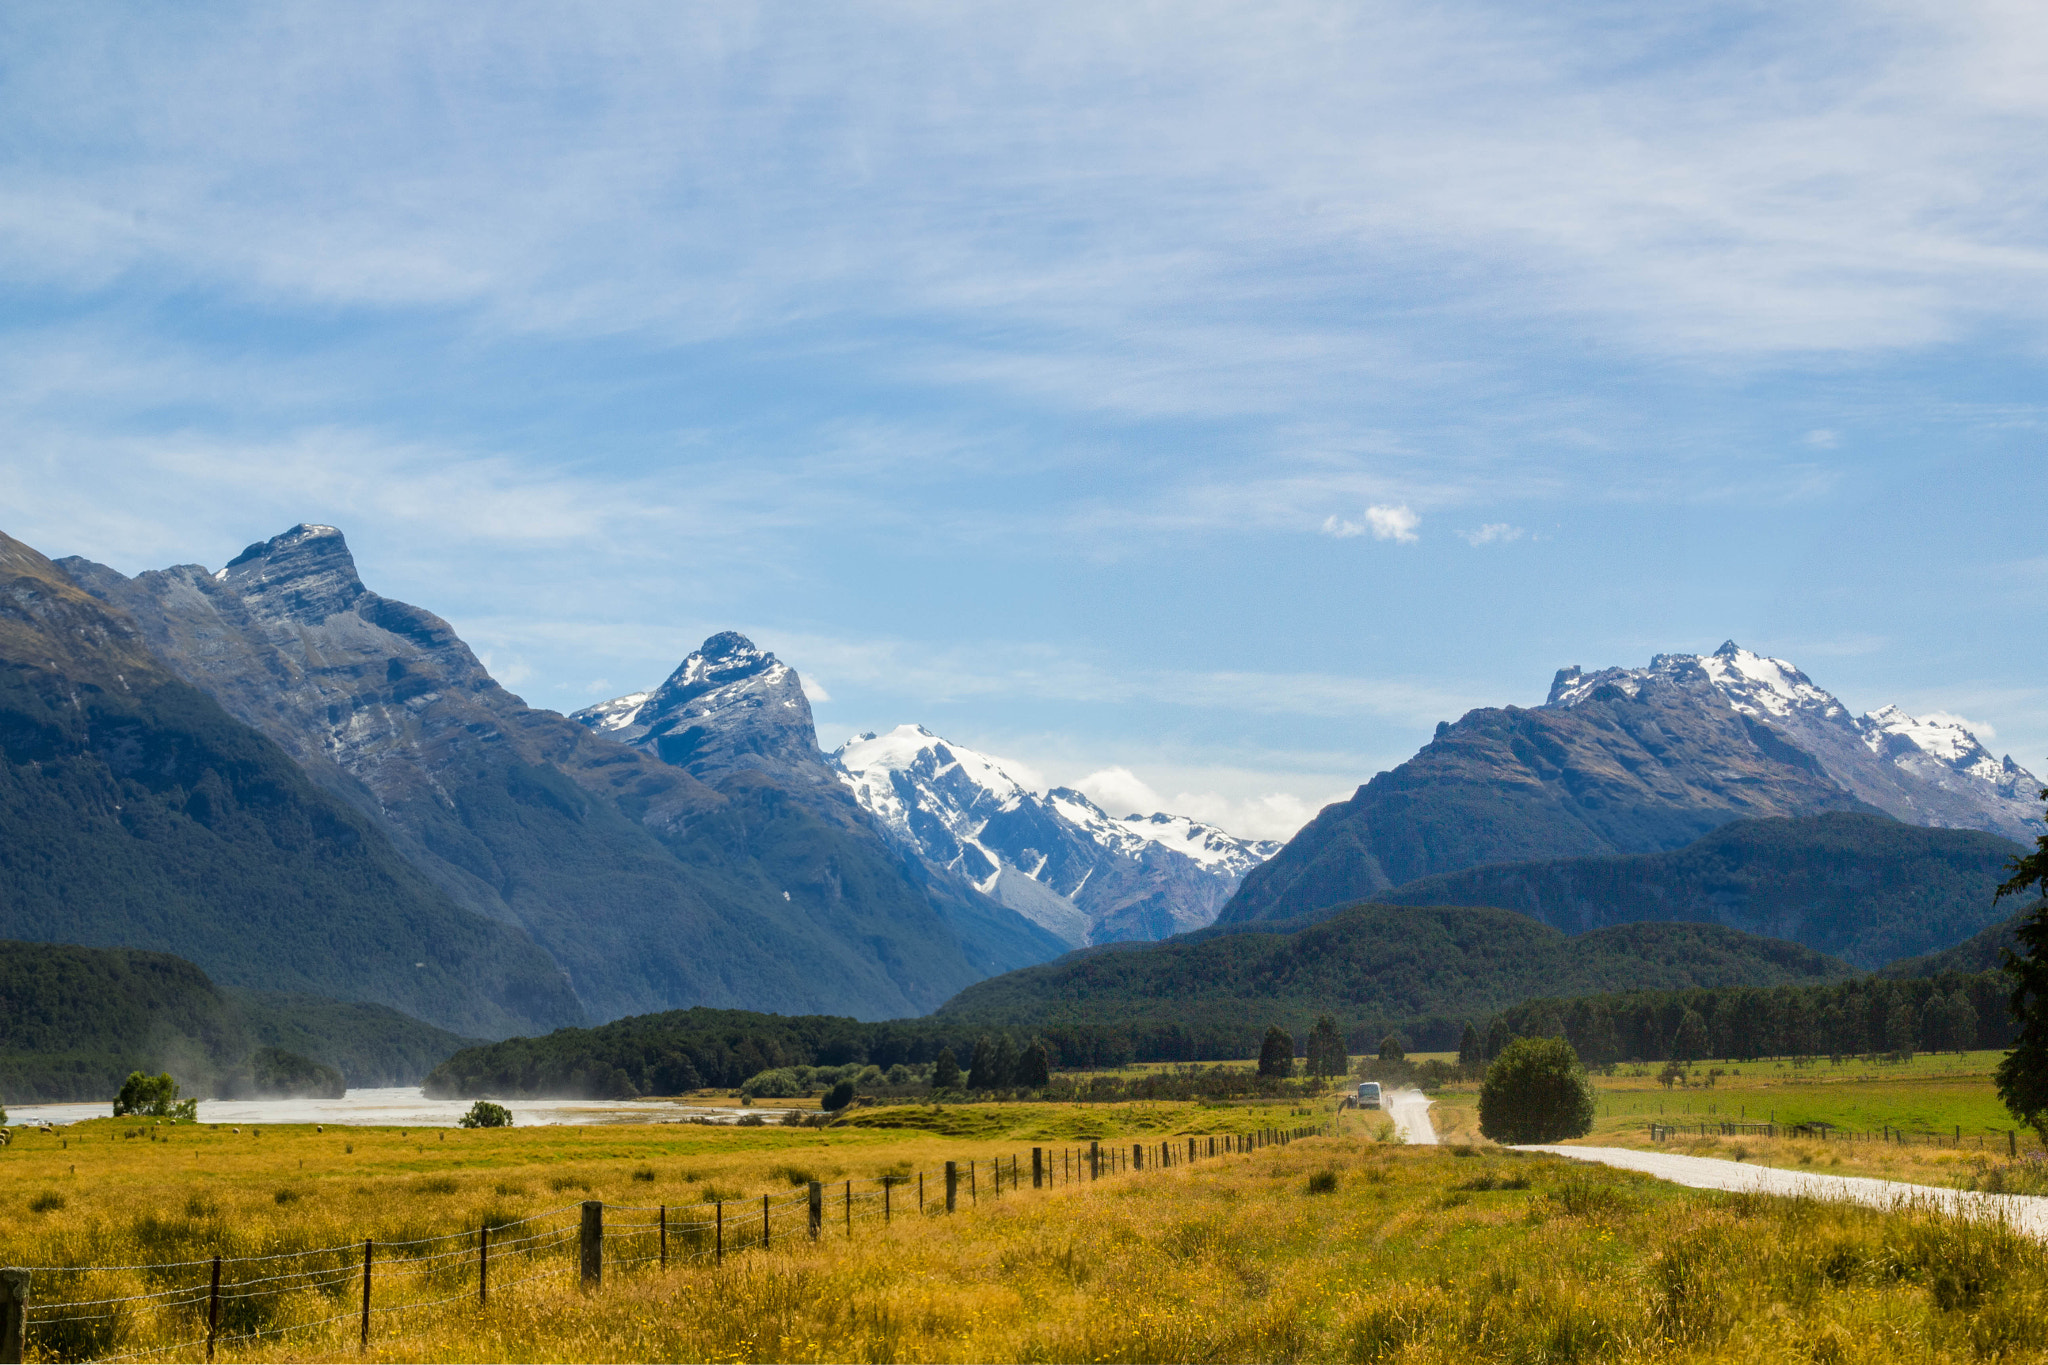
831 722 1278 947
214 523 367 623
571 632 828 784
1546 642 2040 840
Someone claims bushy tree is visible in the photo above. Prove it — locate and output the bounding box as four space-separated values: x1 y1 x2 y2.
1257 1026 1294 1079
1017 1041 1051 1090
459 1100 512 1128
1948 992 1979 1055
1457 1023 1483 1077
1305 1016 1346 1078
1478 1037 1597 1144
1995 793 2048 1142
1885 996 1917 1060
932 1048 961 1091
1377 1033 1405 1064
113 1071 196 1121
821 1080 855 1112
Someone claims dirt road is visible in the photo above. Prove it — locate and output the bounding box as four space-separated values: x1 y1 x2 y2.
1522 1145 2048 1237
1385 1087 1437 1144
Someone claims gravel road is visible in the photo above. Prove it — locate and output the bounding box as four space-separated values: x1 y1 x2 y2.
1521 1145 2048 1237
1385 1087 1437 1145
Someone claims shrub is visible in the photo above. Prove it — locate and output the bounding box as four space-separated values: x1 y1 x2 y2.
1478 1037 1596 1144
1306 1169 1339 1195
822 1080 856 1112
113 1071 197 1121
459 1100 513 1129
28 1190 65 1213
631 1166 657 1182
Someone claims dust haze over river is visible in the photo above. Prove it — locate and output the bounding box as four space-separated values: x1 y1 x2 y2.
5 1087 751 1128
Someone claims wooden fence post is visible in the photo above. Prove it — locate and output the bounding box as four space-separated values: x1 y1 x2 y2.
945 1161 958 1212
1090 1140 1099 1180
808 1182 823 1240
845 1181 853 1238
971 1161 978 1204
581 1202 603 1290
885 1179 892 1223
1133 1143 1142 1171
763 1194 770 1250
660 1206 667 1269
207 1256 221 1362
1033 1147 1043 1188
477 1227 488 1310
716 1203 724 1265
360 1239 373 1349
919 1172 925 1213
2 1269 30 1365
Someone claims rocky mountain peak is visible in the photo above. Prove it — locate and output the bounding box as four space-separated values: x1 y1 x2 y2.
571 631 829 784
219 523 366 625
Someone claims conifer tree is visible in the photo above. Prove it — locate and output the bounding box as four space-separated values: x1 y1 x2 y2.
1994 791 2048 1142
1457 1023 1483 1077
1018 1041 1051 1089
991 1035 1020 1089
932 1047 961 1091
1306 1016 1346 1078
1257 1025 1294 1078
968 1036 996 1091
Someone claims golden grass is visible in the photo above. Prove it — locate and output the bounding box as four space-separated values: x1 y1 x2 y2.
13 1099 2048 1361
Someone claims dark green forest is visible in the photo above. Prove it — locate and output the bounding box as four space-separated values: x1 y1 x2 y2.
0 940 477 1102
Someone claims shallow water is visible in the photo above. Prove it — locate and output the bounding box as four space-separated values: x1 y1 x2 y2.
3 1086 747 1128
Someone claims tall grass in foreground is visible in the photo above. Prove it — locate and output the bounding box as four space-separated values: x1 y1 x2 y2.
227 1138 2048 1363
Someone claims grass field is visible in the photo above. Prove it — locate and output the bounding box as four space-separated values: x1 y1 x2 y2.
11 1097 2048 1361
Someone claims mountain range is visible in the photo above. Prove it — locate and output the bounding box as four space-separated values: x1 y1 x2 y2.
49 525 1064 1027
575 661 1278 948
1220 641 2041 927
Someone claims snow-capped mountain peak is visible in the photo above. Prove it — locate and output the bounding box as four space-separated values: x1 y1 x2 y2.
1547 641 2040 840
829 724 1279 947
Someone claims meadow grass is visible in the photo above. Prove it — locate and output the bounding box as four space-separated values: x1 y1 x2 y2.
11 1099 2048 1361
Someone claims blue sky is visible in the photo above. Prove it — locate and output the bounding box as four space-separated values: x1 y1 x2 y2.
4 2 2045 838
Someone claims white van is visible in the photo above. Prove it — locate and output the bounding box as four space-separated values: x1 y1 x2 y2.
1356 1081 1382 1109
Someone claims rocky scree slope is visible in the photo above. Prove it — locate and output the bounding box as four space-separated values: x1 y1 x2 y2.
1221 641 2038 927
0 530 575 1037
829 724 1277 947
72 527 1058 1023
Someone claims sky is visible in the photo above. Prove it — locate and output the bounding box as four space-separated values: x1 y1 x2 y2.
3 2 2045 840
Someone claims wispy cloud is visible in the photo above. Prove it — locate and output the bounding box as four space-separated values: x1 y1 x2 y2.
1460 522 1523 545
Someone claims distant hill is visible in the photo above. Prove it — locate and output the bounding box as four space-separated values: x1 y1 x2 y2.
1373 814 2021 970
1220 643 2040 928
0 941 476 1102
931 901 1854 1053
1882 900 2043 979
0 530 581 1038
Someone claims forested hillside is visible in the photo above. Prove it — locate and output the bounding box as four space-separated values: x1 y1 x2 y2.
0 940 476 1101
1377 813 2020 969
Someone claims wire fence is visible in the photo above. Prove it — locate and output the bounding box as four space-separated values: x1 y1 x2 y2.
1645 1120 2032 1155
0 1123 1330 1362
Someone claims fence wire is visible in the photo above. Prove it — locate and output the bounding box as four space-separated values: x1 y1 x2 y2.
11 1122 1327 1361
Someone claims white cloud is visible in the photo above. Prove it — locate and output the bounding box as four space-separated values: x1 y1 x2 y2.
1072 765 1342 840
801 675 833 704
1804 429 1840 448
1460 522 1523 545
1922 710 1996 740
1366 504 1421 543
1073 766 1162 817
1321 514 1363 538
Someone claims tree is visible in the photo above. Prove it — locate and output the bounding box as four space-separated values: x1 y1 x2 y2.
1671 1009 1710 1063
1257 1026 1295 1079
459 1100 512 1128
932 1048 961 1091
821 1080 855 1112
113 1071 196 1121
1484 1017 1512 1060
1996 795 2048 1142
1948 991 1979 1055
1017 1041 1051 1090
1306 1016 1346 1078
1478 1037 1597 1144
1377 1033 1405 1064
1885 996 1917 1061
991 1035 1020 1090
968 1036 997 1090
1457 1023 1483 1077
